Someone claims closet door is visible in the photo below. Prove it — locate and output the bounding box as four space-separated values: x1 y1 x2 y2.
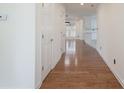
41 3 53 81
61 8 66 54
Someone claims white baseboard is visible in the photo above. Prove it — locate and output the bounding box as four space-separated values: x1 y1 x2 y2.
105 62 124 88
110 69 124 88
35 80 42 89
96 50 124 88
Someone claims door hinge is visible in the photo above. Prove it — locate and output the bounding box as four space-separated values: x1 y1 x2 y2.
42 34 44 39
42 3 44 7
42 66 44 71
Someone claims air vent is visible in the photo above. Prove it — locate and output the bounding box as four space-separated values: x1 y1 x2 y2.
65 22 70 23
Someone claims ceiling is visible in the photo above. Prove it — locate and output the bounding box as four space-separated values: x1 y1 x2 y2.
64 3 98 17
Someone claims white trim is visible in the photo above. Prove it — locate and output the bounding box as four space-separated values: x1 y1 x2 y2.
104 59 124 88
96 50 124 88
35 80 42 89
110 68 124 88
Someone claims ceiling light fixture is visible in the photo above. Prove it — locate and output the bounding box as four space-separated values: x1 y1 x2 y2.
80 3 84 5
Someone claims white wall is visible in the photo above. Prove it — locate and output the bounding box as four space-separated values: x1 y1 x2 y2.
0 3 65 89
83 16 97 48
97 4 124 87
0 4 35 88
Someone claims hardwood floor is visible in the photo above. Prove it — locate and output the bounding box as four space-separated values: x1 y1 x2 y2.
41 39 122 89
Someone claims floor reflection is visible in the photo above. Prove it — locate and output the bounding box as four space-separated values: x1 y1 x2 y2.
64 56 70 66
65 39 77 67
74 57 78 67
66 39 76 54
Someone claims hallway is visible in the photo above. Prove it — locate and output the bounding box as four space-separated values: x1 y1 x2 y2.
41 40 122 89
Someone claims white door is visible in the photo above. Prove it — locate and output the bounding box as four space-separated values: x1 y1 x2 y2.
41 3 53 81
41 31 53 81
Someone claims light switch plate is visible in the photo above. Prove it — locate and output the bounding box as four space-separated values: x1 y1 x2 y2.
0 15 7 21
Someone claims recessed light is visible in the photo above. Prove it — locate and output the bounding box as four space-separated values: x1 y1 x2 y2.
80 3 84 5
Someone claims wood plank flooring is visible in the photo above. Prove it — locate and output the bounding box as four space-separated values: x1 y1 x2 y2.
41 39 122 89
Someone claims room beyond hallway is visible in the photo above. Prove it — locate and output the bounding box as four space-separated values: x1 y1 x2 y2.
41 39 122 89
